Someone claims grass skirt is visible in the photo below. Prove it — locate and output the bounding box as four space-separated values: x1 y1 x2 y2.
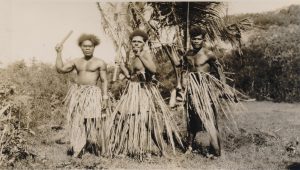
64 84 108 156
107 81 183 158
185 72 243 149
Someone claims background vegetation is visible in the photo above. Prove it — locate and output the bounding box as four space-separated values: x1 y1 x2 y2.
0 4 300 167
1 5 299 129
223 5 300 102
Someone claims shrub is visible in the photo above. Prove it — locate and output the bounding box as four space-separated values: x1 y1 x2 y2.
2 61 72 128
223 25 300 102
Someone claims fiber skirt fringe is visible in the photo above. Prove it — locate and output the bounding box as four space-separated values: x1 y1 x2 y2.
64 84 108 156
185 72 244 146
107 81 183 158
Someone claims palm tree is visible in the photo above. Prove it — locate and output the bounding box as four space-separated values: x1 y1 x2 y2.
96 1 251 95
97 2 252 156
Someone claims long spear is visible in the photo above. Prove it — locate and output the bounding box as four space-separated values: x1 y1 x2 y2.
112 13 122 82
129 3 182 107
186 2 190 51
170 2 190 107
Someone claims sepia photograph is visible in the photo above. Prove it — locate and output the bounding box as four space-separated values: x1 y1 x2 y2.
0 0 299 169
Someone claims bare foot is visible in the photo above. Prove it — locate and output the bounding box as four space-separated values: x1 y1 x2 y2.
146 153 152 160
184 146 193 154
161 151 172 160
205 153 218 159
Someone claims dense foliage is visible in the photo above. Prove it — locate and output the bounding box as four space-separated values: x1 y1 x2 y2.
223 5 300 102
1 61 72 128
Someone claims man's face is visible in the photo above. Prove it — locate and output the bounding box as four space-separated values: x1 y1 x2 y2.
131 36 145 54
80 40 95 57
191 35 204 49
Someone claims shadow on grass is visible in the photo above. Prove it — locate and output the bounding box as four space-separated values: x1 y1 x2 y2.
287 162 300 170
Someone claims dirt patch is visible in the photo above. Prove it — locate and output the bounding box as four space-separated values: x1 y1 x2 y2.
223 128 280 151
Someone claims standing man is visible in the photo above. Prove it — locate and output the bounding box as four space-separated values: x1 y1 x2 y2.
108 30 182 159
182 26 240 157
55 33 109 157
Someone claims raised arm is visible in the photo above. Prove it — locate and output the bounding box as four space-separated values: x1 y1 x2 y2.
55 44 75 74
137 51 157 73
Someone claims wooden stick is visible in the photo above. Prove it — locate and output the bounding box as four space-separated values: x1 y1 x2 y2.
112 65 119 82
169 88 177 108
59 30 73 45
112 44 121 82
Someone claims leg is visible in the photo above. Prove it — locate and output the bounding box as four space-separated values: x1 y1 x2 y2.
85 118 101 156
69 118 87 157
185 131 196 154
210 103 221 156
185 107 199 153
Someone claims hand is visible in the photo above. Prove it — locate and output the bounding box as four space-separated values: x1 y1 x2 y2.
55 44 63 53
102 99 108 110
125 74 131 79
133 48 142 57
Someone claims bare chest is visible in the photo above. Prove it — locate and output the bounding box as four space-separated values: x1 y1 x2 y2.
187 51 210 67
129 57 144 73
75 60 100 72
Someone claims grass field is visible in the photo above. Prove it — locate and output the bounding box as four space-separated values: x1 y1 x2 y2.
6 101 298 170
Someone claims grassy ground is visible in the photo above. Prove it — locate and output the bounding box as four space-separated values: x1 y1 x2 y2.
8 101 300 170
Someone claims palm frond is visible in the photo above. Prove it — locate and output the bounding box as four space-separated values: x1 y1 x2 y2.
107 82 183 158
148 2 225 43
222 18 254 54
96 2 131 63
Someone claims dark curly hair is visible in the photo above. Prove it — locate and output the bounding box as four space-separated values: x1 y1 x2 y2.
190 26 207 38
129 29 149 42
78 34 100 46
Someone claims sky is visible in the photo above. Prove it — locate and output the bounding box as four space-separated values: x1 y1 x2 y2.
1 0 300 67
0 0 116 67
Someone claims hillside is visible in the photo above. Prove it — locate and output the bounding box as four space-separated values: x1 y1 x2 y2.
227 5 300 29
223 5 300 102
